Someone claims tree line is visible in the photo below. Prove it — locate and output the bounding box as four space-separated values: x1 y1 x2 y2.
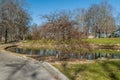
0 0 119 43
31 1 119 41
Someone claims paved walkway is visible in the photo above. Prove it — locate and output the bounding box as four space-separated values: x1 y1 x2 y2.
0 51 68 80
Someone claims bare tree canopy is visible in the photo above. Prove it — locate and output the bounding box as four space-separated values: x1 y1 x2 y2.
0 0 30 43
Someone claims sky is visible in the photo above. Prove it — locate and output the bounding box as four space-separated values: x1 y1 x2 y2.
26 0 120 25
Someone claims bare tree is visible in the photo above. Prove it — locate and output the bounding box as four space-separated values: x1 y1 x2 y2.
41 10 76 41
0 0 30 43
85 1 115 38
116 13 120 29
74 8 88 38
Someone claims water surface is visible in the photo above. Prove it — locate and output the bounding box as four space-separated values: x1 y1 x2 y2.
7 47 120 60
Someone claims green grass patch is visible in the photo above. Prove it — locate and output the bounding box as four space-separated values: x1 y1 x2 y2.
24 38 120 45
23 39 57 45
85 38 120 44
53 60 120 80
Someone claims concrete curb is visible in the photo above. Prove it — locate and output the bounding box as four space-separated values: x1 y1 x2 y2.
42 62 69 80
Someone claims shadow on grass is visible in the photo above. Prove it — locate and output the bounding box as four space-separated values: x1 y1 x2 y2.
59 60 120 80
100 61 120 80
61 62 87 80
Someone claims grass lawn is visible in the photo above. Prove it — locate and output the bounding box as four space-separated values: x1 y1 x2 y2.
21 39 88 50
22 39 57 45
24 38 120 45
53 60 120 80
85 38 120 45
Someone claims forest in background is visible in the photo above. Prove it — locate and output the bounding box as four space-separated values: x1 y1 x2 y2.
0 0 120 43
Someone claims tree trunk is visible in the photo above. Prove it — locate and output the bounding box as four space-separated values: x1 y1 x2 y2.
98 29 101 38
5 28 8 43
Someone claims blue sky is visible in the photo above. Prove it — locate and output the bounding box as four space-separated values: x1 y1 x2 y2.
26 0 120 25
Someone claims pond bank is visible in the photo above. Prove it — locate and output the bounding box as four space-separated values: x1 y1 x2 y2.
18 41 120 51
90 44 120 51
5 43 120 63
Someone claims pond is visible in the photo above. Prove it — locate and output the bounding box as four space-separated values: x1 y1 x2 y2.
6 46 120 61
